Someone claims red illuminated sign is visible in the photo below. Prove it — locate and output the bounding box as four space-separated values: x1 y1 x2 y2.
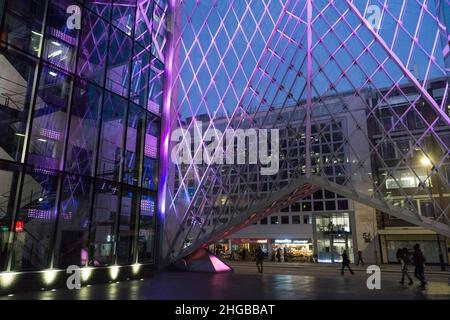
15 221 24 232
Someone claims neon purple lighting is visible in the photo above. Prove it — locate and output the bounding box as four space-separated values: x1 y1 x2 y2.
33 165 58 176
141 199 155 213
158 0 176 217
27 209 51 220
39 128 62 141
145 135 158 158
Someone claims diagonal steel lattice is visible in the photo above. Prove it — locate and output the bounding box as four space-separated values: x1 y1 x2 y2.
162 0 450 263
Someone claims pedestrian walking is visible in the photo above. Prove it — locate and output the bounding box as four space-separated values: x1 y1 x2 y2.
276 248 281 262
341 250 354 275
356 250 364 266
398 247 413 285
412 243 427 288
283 247 288 263
255 246 264 273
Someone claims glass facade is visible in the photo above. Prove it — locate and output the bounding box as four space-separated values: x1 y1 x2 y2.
0 0 165 271
315 213 354 263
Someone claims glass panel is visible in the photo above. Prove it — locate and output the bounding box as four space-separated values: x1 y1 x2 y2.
66 80 102 177
89 180 120 266
106 27 132 97
292 215 300 224
12 167 60 271
134 0 153 49
117 186 139 265
151 3 166 62
77 8 109 86
147 56 163 115
123 103 145 186
112 0 136 35
97 92 126 181
138 190 155 262
0 48 37 162
43 0 80 73
142 112 159 189
54 174 93 268
130 44 150 107
2 0 45 56
85 0 111 20
0 162 22 270
27 65 70 171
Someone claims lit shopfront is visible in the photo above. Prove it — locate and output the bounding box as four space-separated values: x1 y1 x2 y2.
271 239 313 262
315 213 354 263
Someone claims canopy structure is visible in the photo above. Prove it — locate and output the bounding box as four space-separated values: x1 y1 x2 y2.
161 0 450 263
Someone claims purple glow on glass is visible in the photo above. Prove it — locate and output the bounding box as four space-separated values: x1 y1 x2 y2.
40 128 62 141
158 0 176 217
145 134 158 158
81 249 88 265
141 199 155 214
33 165 58 176
28 209 51 220
48 27 78 46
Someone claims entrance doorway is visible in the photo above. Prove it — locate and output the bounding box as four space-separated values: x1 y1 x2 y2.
315 213 354 263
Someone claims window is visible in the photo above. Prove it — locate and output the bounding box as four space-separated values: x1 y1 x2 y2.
292 215 301 224
303 215 310 224
337 200 348 210
90 180 120 266
12 168 61 271
54 175 93 268
66 80 102 177
106 27 132 97
117 186 140 265
28 65 71 170
77 9 109 85
385 169 428 189
270 216 279 224
260 217 268 225
281 216 289 224
0 48 37 162
325 201 336 210
380 141 396 159
97 93 127 181
419 200 435 218
301 202 311 211
0 162 22 271
123 104 146 186
138 191 156 263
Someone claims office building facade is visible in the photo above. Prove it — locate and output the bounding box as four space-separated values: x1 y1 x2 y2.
0 0 167 291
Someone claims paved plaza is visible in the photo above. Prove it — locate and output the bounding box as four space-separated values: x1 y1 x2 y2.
2 262 449 300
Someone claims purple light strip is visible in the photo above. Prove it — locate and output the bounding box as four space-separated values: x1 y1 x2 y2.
158 0 177 216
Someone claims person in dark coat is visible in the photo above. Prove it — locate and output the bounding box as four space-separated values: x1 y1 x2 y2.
412 243 427 288
276 248 281 262
356 250 364 266
399 247 413 285
255 246 264 273
341 250 354 275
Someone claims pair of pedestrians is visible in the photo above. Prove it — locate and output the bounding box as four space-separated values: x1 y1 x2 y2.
341 244 428 288
397 244 427 288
